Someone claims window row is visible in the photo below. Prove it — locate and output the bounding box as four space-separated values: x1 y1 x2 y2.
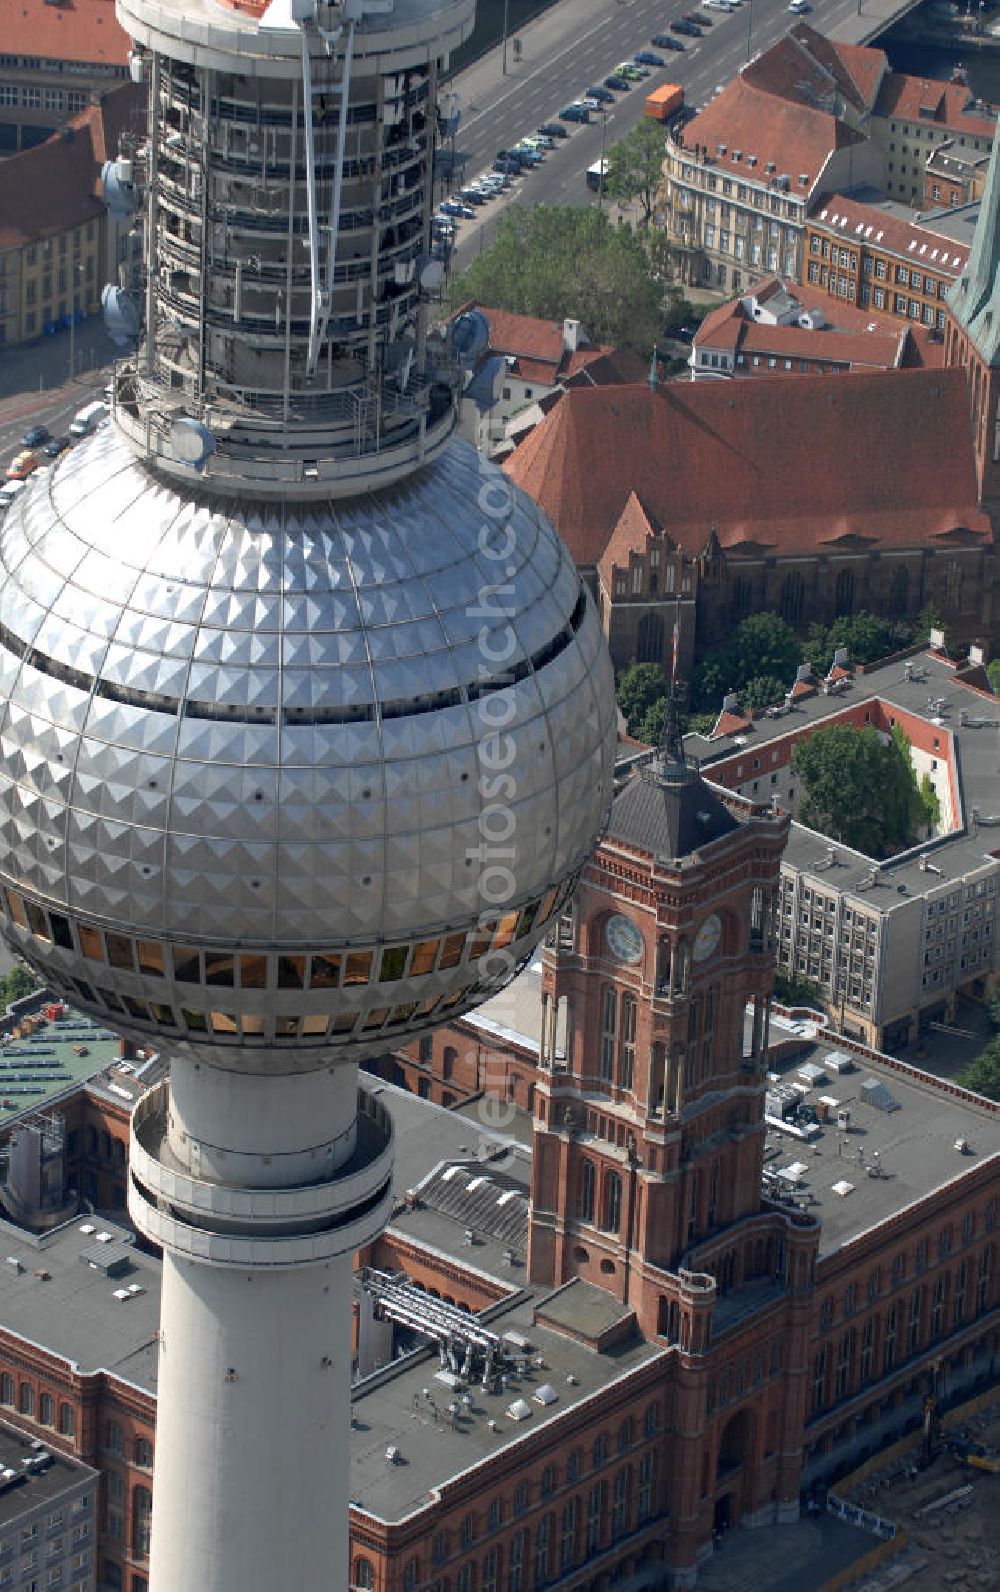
3 880 569 990
393 1455 658 1590
102 1423 153 1469
0 1375 75 1436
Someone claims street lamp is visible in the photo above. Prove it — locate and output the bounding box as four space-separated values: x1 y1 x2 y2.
746 0 753 63
67 262 85 383
598 106 609 214
502 0 509 75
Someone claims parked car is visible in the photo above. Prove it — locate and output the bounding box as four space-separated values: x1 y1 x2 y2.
43 435 70 459
5 449 39 481
538 121 570 139
511 143 544 163
683 13 709 26
439 199 475 218
615 63 646 81
21 423 50 449
524 134 555 149
651 33 686 49
671 20 701 36
634 50 666 65
558 103 591 123
492 157 523 174
459 187 488 205
585 84 615 104
604 74 631 91
788 0 810 11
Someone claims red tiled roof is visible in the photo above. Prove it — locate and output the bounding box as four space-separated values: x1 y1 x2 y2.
472 306 589 365
694 282 946 373
789 677 816 699
682 73 863 199
0 83 144 251
711 707 753 739
2 0 129 67
828 39 890 108
597 492 663 581
811 192 969 275
747 25 884 118
564 348 648 385
503 369 990 568
874 73 996 137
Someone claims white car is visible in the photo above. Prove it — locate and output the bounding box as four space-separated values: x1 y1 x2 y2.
788 0 809 11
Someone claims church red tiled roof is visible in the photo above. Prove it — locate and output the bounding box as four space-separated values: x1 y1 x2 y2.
873 73 996 138
503 369 990 568
2 0 130 66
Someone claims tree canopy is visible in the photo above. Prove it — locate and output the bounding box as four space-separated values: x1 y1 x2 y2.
0 964 38 1011
802 612 912 675
449 205 662 356
616 663 668 736
957 1038 1000 1102
691 614 802 713
603 118 669 224
791 724 926 857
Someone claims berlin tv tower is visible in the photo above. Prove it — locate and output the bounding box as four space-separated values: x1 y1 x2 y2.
0 0 616 1586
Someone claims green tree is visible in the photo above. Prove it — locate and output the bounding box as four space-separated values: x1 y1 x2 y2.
743 674 787 714
0 964 38 1009
802 612 912 675
919 772 941 830
603 118 668 225
637 695 667 747
957 1037 1000 1102
692 613 801 714
987 988 1000 1030
616 662 668 736
450 206 663 356
773 971 823 1009
987 660 1000 695
792 724 924 857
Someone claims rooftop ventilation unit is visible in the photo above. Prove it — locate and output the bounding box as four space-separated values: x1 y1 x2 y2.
860 1076 900 1113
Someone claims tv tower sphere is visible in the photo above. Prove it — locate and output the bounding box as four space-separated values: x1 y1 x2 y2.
0 0 616 1587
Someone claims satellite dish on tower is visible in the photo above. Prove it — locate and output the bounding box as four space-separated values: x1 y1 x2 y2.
101 285 142 346
169 418 216 471
451 309 489 367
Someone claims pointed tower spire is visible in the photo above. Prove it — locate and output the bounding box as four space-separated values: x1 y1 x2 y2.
657 678 687 770
946 128 1000 365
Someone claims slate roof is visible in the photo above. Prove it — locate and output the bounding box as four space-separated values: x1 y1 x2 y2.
605 760 739 861
504 368 989 568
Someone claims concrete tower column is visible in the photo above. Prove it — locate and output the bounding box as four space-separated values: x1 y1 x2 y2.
128 1065 393 1591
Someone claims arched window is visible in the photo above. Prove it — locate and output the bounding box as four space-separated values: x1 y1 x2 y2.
636 613 664 665
442 1046 456 1082
889 565 909 616
39 1392 54 1426
135 1436 153 1468
105 1420 124 1457
354 1557 375 1590
945 560 962 611
0 1374 13 1406
835 568 854 616
58 1403 75 1438
132 1485 152 1556
618 992 636 1091
104 1472 125 1541
779 570 804 626
730 576 752 624
599 985 616 1083
603 1171 622 1234
18 1383 34 1417
578 1158 595 1224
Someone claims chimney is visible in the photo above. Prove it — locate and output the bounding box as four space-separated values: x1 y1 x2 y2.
562 317 581 353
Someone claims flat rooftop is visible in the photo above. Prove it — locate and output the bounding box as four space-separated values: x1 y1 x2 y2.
459 960 543 1058
0 1420 96 1526
0 1008 123 1121
765 1039 1000 1256
350 1285 664 1524
0 1216 160 1392
690 650 1000 906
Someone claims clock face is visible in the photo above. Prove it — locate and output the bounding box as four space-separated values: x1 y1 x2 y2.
605 913 644 965
692 913 722 963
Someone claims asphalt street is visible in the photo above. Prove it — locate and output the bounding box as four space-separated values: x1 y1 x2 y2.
444 0 886 270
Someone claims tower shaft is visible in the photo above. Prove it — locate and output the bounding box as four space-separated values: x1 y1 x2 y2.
128 1061 393 1590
